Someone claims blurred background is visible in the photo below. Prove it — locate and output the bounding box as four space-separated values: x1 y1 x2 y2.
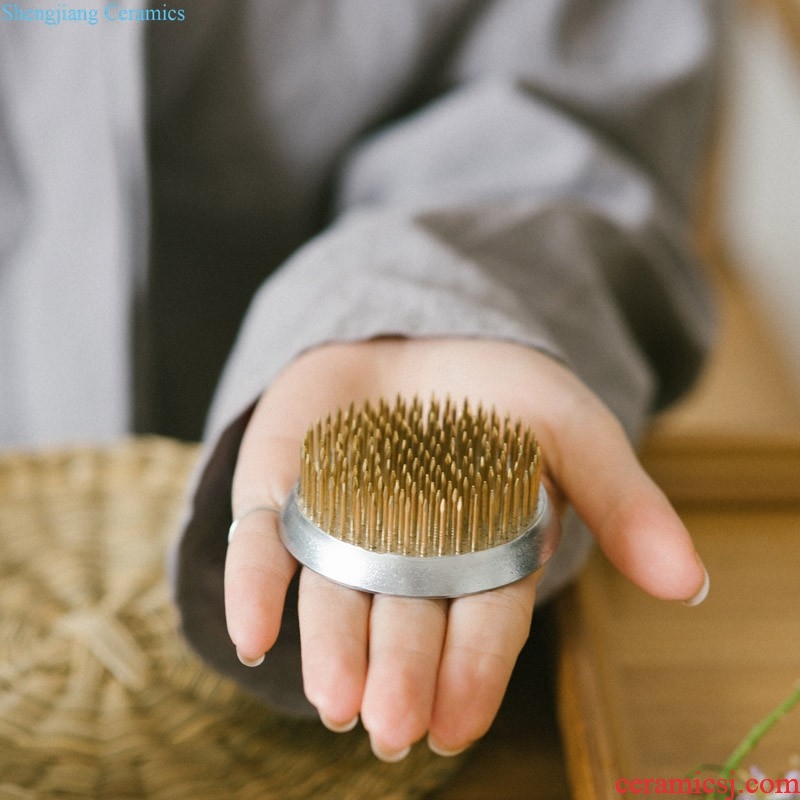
719 0 800 392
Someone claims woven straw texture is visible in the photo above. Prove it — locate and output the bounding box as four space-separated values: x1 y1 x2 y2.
0 438 463 799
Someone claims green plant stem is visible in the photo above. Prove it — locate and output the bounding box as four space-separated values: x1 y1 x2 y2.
722 681 800 773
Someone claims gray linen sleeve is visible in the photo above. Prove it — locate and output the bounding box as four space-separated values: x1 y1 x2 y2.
172 0 721 712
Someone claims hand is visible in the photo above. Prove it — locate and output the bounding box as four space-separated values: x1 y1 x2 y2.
224 338 707 760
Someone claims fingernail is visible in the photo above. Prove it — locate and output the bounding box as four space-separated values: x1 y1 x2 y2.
369 735 411 763
427 734 468 757
320 713 359 733
683 564 710 607
236 647 265 667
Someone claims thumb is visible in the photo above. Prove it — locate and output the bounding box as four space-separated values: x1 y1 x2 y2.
542 395 708 604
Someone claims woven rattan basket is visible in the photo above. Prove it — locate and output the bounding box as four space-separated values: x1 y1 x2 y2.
0 438 463 799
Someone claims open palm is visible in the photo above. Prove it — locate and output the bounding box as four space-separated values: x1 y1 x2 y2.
224 337 706 761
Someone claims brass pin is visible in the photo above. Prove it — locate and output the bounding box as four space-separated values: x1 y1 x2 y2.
296 395 541 557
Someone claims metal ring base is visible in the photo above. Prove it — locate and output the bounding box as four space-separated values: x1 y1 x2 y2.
279 484 550 598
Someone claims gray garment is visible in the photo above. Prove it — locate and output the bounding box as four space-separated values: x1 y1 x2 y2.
1 1 721 714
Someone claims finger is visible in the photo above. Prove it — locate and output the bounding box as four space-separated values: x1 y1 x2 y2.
226 388 308 661
224 507 298 662
360 595 448 762
537 375 706 602
298 567 370 731
427 570 539 755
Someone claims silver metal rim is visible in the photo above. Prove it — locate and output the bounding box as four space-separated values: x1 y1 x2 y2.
279 483 551 598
